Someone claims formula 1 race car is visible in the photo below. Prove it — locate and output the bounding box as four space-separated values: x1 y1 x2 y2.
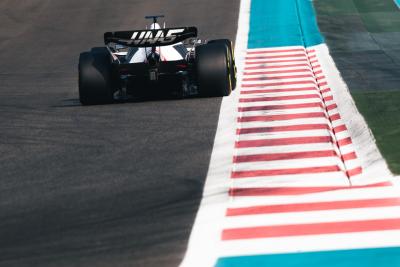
78 15 236 105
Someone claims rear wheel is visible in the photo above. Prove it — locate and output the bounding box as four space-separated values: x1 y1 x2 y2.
208 39 237 90
78 47 115 105
195 43 232 97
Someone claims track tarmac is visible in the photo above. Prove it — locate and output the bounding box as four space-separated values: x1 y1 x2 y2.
0 1 240 266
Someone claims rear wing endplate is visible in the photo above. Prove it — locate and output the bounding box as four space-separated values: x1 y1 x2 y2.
104 27 197 47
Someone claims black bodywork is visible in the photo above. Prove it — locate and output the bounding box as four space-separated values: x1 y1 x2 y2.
78 16 235 105
104 26 199 98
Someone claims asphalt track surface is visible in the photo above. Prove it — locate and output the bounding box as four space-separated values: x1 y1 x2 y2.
315 0 400 91
0 1 240 266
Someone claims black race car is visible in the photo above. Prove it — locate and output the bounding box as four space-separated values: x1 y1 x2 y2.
78 15 236 105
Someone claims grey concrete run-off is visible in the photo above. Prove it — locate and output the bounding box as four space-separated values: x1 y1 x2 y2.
0 1 240 266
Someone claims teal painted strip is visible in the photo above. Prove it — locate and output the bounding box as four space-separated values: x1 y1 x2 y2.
248 0 324 48
215 246 400 267
395 0 400 8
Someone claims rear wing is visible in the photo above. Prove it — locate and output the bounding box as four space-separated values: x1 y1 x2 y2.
104 27 197 47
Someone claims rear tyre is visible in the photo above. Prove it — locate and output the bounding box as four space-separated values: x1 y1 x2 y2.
195 43 232 97
208 39 237 90
78 47 115 105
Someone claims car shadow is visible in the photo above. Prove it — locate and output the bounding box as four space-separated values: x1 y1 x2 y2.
53 93 199 108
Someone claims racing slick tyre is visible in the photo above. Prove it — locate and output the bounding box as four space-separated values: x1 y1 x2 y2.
78 47 115 105
208 39 237 90
195 43 233 97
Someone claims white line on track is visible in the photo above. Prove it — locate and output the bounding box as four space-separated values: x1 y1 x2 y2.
223 207 400 229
